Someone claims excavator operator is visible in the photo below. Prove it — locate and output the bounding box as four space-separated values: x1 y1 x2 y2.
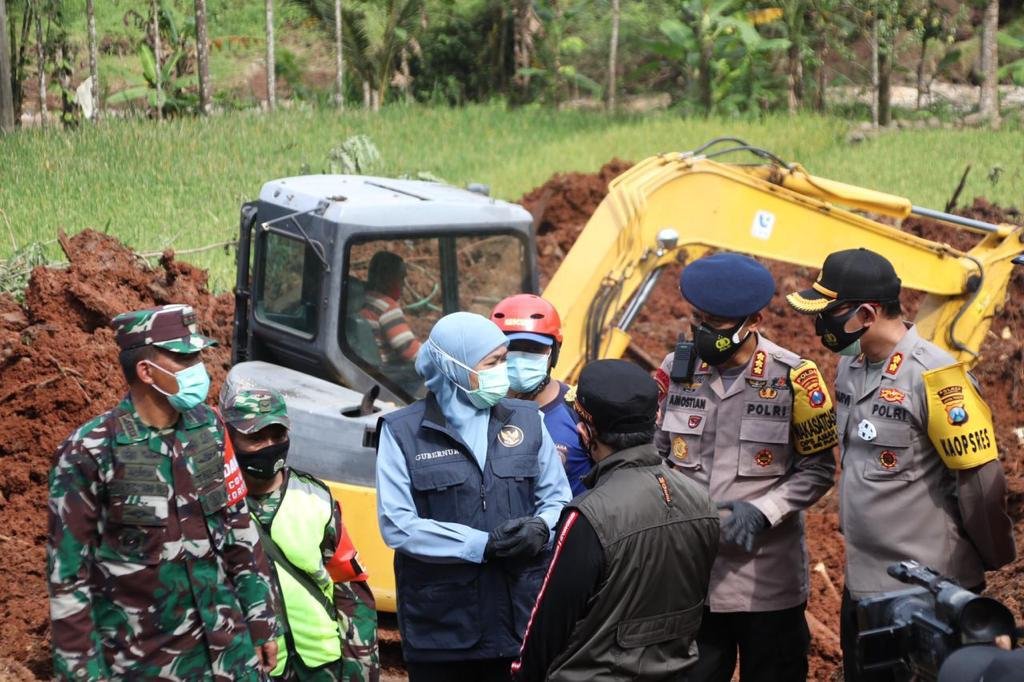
491 294 592 495
654 253 838 682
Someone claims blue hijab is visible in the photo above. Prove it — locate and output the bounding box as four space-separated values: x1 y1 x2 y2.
415 312 508 464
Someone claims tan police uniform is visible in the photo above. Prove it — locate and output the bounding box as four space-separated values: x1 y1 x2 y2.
656 334 838 612
836 325 1002 599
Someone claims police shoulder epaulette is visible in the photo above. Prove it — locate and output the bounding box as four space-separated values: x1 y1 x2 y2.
564 384 577 405
769 347 803 369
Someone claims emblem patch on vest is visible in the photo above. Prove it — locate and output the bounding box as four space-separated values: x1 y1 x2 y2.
498 425 525 447
755 448 774 467
885 352 904 377
879 450 898 469
937 385 969 425
793 367 827 408
878 388 906 404
672 437 688 461
688 415 702 429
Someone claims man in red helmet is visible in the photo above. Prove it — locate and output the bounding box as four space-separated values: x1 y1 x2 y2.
491 295 592 495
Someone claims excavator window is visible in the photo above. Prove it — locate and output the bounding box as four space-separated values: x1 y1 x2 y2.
254 230 323 337
340 232 529 401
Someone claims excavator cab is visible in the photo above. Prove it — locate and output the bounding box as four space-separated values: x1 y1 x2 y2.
229 175 536 609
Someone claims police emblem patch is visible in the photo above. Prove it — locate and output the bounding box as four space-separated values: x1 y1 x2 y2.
759 387 778 400
879 450 898 469
688 415 703 429
755 448 774 467
878 388 906 404
498 425 525 447
793 367 826 408
672 437 688 461
937 385 969 425
746 379 767 389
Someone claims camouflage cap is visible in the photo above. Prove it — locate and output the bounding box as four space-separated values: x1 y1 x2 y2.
220 386 290 434
111 304 217 353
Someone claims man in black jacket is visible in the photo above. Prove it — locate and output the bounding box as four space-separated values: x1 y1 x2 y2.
512 359 720 682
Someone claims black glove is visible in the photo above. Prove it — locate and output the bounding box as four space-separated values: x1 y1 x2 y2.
485 517 527 559
717 500 768 553
487 516 549 559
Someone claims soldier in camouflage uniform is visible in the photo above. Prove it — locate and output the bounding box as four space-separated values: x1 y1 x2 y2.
46 304 279 681
220 382 380 682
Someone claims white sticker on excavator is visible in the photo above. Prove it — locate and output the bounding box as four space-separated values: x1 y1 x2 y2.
751 210 775 240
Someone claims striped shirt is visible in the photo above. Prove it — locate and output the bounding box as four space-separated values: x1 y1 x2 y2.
360 291 421 364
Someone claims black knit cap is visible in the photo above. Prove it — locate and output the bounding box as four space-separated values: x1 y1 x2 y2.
575 359 659 434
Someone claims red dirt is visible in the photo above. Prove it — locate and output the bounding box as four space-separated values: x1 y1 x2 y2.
0 230 234 678
523 163 1024 681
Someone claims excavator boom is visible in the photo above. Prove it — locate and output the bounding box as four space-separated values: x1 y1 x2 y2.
545 142 1024 380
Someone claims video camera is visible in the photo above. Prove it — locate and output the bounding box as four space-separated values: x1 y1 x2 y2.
855 560 1018 681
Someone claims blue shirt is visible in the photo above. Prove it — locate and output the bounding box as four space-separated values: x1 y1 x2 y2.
542 383 592 497
376 410 571 564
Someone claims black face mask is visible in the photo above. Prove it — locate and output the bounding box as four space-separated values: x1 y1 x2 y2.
815 306 868 353
691 318 749 366
237 439 289 480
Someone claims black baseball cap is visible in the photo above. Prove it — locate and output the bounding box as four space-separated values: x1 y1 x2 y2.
786 248 901 315
575 359 659 433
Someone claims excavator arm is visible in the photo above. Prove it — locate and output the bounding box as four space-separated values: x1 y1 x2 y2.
545 140 1024 380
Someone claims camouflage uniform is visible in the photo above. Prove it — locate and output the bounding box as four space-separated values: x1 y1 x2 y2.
222 386 380 682
46 305 278 681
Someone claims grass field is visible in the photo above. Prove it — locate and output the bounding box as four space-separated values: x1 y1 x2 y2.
2 105 1023 290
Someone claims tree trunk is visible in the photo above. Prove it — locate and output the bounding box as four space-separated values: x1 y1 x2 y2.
878 48 891 126
334 0 343 109
362 79 370 109
699 39 713 115
33 0 44 127
194 0 212 115
870 15 879 127
55 40 74 127
787 40 802 113
916 33 928 110
512 0 533 101
152 0 162 120
265 0 275 111
86 0 100 121
607 0 619 111
978 0 999 125
0 0 15 132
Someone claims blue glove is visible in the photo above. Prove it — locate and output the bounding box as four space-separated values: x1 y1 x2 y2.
717 500 768 552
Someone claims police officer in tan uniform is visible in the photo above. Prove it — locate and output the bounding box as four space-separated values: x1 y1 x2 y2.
654 254 837 682
787 248 1016 682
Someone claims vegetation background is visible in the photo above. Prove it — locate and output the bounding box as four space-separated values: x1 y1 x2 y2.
2 0 1024 290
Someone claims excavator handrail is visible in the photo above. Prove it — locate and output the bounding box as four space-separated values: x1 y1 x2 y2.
544 148 1024 380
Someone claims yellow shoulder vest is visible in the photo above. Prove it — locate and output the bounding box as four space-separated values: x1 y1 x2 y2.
922 363 998 469
789 360 839 455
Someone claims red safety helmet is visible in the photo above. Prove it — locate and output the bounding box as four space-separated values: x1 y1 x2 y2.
491 294 563 344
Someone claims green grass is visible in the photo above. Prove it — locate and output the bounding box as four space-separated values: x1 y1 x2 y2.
1 105 1022 290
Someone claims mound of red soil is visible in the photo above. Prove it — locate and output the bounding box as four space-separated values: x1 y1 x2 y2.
0 230 234 678
522 165 1024 681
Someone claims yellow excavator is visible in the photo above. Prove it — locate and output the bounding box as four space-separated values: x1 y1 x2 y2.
228 138 1024 611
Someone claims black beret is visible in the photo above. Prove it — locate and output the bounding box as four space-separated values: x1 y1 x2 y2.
680 253 775 318
576 359 659 433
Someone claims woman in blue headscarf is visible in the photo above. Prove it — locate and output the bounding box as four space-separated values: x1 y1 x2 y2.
375 312 571 681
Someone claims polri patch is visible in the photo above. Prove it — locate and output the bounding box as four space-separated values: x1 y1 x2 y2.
755 448 774 467
878 388 906 404
879 450 898 469
672 437 688 461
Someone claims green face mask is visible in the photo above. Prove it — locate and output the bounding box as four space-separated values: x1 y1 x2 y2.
465 363 511 408
838 339 862 357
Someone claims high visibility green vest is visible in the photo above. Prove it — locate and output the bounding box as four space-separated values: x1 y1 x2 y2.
261 471 344 676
